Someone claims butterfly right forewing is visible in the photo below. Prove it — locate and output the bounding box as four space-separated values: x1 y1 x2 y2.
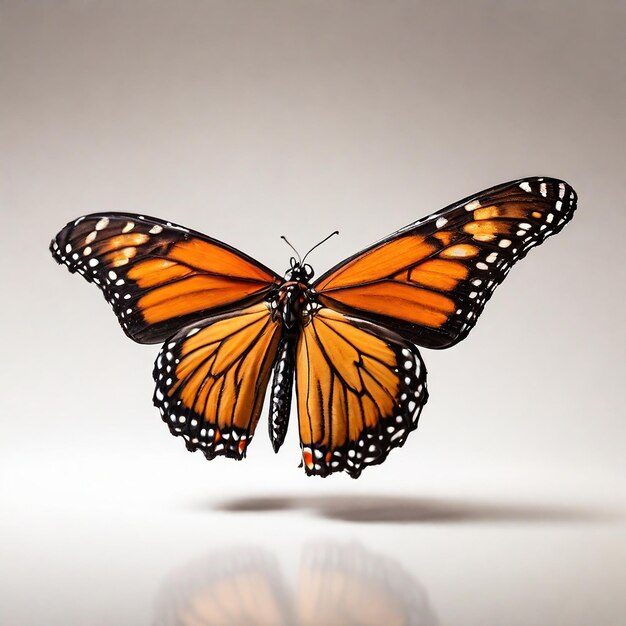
314 177 577 348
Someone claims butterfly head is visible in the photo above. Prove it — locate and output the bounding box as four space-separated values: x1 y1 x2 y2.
286 257 314 282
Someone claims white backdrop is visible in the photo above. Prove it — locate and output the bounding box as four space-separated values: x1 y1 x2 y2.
1 1 624 624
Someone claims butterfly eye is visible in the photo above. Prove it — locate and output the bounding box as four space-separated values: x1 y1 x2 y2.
289 256 297 269
303 263 314 279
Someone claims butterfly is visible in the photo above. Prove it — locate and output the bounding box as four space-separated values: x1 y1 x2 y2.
50 177 576 478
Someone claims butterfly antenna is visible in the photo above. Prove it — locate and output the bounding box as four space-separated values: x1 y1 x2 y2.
302 230 340 263
280 235 302 264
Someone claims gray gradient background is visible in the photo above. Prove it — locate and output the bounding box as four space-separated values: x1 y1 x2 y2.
1 1 625 624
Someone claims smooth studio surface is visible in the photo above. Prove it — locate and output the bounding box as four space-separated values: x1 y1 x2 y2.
1 1 625 624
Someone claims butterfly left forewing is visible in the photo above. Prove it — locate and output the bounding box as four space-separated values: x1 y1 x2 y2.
51 213 280 344
314 177 577 348
153 303 282 459
295 308 428 478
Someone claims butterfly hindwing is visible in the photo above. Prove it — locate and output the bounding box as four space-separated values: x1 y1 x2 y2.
51 213 280 344
296 308 428 478
314 177 577 348
153 303 282 459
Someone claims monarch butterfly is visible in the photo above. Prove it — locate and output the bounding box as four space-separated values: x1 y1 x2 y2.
50 177 576 478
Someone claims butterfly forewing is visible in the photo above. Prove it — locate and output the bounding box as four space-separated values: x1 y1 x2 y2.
314 177 577 348
296 308 428 478
51 213 280 343
153 303 282 459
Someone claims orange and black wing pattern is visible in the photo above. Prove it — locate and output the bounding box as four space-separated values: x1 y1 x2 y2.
50 213 280 344
153 303 282 459
296 308 428 478
314 177 577 349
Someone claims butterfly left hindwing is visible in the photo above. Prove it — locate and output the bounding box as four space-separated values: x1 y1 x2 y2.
153 303 282 460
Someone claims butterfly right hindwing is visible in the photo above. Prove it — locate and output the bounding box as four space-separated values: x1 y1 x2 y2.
295 308 428 478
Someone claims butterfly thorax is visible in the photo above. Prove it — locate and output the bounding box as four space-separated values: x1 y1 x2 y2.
268 262 319 331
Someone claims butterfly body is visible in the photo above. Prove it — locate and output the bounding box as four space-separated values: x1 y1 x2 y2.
265 265 316 453
51 177 576 478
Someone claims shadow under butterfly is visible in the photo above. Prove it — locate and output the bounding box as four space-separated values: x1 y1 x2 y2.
214 494 607 524
154 543 439 626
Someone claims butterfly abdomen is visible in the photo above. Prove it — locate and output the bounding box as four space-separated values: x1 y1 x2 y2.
269 333 296 453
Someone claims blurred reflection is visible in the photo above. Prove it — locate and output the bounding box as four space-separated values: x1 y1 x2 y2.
154 543 438 626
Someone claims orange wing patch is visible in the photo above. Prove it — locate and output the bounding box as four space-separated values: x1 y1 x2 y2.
168 239 274 282
296 308 428 478
153 303 281 460
134 274 271 325
315 177 577 348
314 235 435 291
319 282 454 329
51 213 279 343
